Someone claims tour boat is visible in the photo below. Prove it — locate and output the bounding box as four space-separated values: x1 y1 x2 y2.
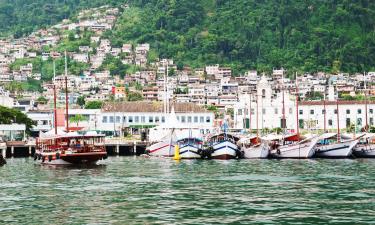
147 139 175 157
35 131 107 165
353 133 375 158
208 133 241 160
268 134 319 159
314 133 359 158
240 136 269 159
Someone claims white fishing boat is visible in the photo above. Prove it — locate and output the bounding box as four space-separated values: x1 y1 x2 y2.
208 133 241 160
352 133 375 158
268 134 319 159
240 136 269 159
314 133 359 158
178 136 203 159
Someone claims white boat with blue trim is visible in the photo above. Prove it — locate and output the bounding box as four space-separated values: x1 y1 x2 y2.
208 133 241 160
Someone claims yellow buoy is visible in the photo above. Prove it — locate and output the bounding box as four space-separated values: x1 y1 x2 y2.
173 145 181 160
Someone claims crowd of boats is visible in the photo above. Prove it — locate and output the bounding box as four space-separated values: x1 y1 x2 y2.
146 129 375 160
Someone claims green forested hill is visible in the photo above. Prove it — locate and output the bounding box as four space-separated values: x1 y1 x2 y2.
1 0 375 74
0 0 124 37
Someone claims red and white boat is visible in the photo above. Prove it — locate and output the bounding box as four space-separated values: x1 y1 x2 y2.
240 136 269 159
35 132 107 165
268 134 319 159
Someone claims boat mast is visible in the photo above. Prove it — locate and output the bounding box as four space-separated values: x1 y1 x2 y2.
53 60 57 135
295 72 299 138
64 51 69 132
249 92 252 133
336 84 340 142
256 92 259 139
364 71 368 132
323 88 327 133
281 72 286 134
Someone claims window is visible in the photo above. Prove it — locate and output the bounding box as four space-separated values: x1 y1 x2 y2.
200 116 204 123
328 119 333 126
357 118 362 126
322 109 325 115
370 118 374 126
161 116 165 123
206 116 211 123
310 109 314 115
299 110 303 115
370 109 373 114
177 116 180 121
346 109 350 114
188 116 192 123
238 109 242 116
128 116 133 123
109 116 114 123
346 118 351 128
123 116 127 123
274 108 278 115
135 116 139 123
194 116 198 123
116 116 121 123
262 89 266 98
149 116 154 123
334 109 337 114
358 109 362 114
262 108 266 115
141 116 145 123
181 116 186 123
102 116 107 123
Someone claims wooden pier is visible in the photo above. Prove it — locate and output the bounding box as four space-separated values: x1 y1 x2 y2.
1 139 148 158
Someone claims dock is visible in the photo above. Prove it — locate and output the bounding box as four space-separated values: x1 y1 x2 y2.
0 139 148 158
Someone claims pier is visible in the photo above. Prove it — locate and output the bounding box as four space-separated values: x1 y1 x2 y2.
1 139 148 158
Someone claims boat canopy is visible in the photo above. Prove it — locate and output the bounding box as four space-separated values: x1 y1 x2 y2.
209 133 240 142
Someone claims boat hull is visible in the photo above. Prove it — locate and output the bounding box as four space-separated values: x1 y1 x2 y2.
353 144 375 158
36 151 107 165
148 142 174 157
211 141 239 160
314 140 359 158
243 144 269 159
270 139 318 159
179 145 201 159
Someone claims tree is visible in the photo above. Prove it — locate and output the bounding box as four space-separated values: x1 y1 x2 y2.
127 92 143 101
36 96 48 104
0 106 35 134
77 95 86 108
69 114 87 127
85 100 103 109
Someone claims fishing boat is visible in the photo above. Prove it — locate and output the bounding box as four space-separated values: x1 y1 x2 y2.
208 133 241 160
35 131 107 165
178 136 203 159
353 133 375 158
268 134 319 159
147 139 175 157
268 73 318 158
240 136 269 159
314 133 359 158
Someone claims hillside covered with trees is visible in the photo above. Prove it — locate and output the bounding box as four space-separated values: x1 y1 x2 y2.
1 0 374 74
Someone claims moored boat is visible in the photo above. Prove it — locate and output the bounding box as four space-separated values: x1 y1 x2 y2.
208 133 241 160
352 133 375 158
178 137 203 159
314 133 359 158
268 134 319 159
35 132 107 165
240 136 269 159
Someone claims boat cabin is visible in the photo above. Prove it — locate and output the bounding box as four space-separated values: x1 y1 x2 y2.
37 134 105 153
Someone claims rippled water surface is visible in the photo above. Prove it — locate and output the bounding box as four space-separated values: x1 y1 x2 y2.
1 157 375 224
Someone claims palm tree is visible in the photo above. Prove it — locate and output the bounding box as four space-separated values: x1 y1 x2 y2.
69 114 87 127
